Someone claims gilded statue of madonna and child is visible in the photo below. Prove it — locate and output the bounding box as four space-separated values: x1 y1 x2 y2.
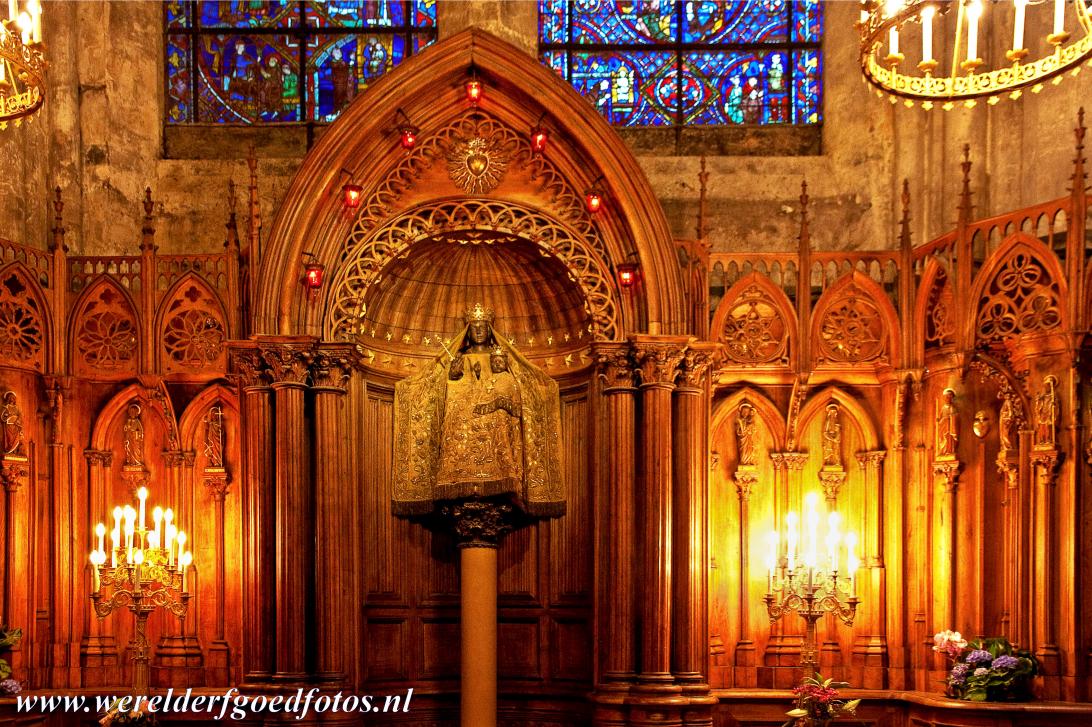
392 303 565 519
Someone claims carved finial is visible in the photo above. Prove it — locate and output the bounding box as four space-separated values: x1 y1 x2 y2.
798 179 811 252
899 178 912 250
227 179 237 215
958 143 973 224
696 155 709 240
225 180 240 253
49 186 66 253
247 144 257 175
140 187 157 252
1073 107 1087 196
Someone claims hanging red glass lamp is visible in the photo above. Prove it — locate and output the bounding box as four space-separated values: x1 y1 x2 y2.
530 113 548 154
616 259 639 289
465 71 483 104
342 183 364 208
585 175 605 214
394 108 418 150
302 253 325 291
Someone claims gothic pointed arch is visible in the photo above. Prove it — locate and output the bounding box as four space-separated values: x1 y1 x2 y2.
89 381 180 454
256 29 686 339
154 272 230 377
68 276 140 379
712 387 786 453
810 271 898 369
178 384 239 453
915 258 957 355
969 233 1066 351
711 273 795 368
0 261 51 372
796 386 880 453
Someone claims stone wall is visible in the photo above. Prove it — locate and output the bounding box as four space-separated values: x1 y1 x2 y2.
0 0 1085 256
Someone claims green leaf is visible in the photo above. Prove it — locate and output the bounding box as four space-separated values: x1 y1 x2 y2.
786 709 808 718
842 699 861 713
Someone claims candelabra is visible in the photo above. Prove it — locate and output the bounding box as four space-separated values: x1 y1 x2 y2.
763 492 860 675
89 486 193 695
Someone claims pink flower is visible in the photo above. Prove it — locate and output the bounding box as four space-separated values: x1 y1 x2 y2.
932 629 968 658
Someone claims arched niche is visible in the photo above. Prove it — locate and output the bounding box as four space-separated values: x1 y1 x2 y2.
256 29 686 339
810 272 898 371
154 273 230 379
0 261 51 373
68 276 141 380
967 233 1067 352
710 273 795 369
915 258 956 356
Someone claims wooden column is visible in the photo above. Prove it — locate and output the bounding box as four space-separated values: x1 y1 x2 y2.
671 343 717 694
631 335 688 693
311 346 354 686
232 347 276 684
593 342 638 690
46 377 80 687
262 339 314 683
1031 445 1062 697
854 450 888 688
203 461 231 687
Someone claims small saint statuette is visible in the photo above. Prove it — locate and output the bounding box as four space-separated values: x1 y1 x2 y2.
1035 375 1059 449
821 403 842 468
736 401 757 467
935 388 958 459
123 403 145 467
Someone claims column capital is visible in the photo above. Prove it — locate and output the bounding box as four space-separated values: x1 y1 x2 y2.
770 452 808 471
203 471 231 501
677 341 721 389
630 335 689 389
592 341 636 392
0 454 27 492
83 448 113 467
311 344 356 393
440 498 515 548
933 460 962 492
855 450 887 468
260 339 315 388
229 345 270 389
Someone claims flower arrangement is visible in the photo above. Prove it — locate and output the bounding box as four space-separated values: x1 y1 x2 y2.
932 629 1039 701
0 625 21 693
99 698 159 726
782 673 861 727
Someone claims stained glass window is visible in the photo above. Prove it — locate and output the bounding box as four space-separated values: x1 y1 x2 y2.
165 1 436 124
538 1 822 127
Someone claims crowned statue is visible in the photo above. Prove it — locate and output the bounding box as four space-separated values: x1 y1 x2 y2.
392 303 565 518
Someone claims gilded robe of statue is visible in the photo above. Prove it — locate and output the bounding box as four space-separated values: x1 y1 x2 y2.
392 305 565 518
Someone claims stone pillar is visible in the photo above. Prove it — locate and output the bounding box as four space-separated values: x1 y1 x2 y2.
441 500 514 727
671 343 717 693
630 335 688 693
593 342 637 692
311 346 355 687
232 347 276 684
262 340 314 683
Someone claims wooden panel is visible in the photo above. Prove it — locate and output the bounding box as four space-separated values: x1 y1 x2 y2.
550 395 591 605
498 619 541 680
420 618 460 680
550 617 592 683
365 619 407 681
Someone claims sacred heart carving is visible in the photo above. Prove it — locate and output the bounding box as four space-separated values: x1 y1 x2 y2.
447 136 508 195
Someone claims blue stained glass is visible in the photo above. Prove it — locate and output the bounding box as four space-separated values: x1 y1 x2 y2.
413 0 436 27
540 0 568 43
198 1 298 28
682 0 787 43
570 0 677 44
305 1 405 28
413 33 436 53
568 51 675 126
196 34 300 123
307 33 407 121
684 50 789 124
792 0 820 42
541 50 568 79
166 1 189 28
167 35 192 122
793 49 820 123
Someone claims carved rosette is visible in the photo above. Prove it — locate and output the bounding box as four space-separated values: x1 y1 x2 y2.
593 342 636 392
439 499 515 548
632 340 687 390
261 344 313 387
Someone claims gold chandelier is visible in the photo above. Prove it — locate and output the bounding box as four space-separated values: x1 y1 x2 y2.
859 0 1092 109
0 0 44 128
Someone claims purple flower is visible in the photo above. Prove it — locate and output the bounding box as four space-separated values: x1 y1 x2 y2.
966 649 992 664
949 662 969 685
992 655 1020 670
974 667 989 677
0 678 20 695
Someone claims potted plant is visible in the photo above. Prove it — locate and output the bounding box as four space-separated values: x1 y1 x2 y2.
782 673 861 727
933 629 1039 701
0 625 21 695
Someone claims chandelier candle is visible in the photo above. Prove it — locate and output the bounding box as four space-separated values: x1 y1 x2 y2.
764 492 860 674
90 486 192 695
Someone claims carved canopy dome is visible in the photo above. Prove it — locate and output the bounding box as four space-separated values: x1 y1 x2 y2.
359 231 592 367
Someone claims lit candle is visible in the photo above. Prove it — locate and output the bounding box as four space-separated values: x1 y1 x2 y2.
90 551 101 591
153 506 163 546
147 531 159 549
124 522 134 562
1013 0 1027 52
26 0 38 43
133 548 144 584
137 487 148 532
1053 0 1065 36
176 531 187 569
95 522 105 555
786 512 799 572
113 506 123 537
827 512 841 572
7 0 16 24
110 526 119 568
845 532 860 595
886 0 902 55
15 11 29 45
180 550 193 583
921 5 935 62
766 530 779 590
165 525 177 566
966 0 983 62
